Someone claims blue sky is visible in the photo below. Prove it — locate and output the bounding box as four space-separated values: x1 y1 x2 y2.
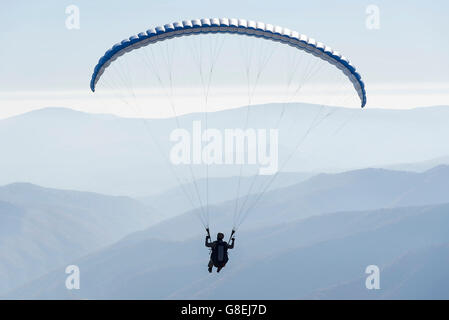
0 0 448 117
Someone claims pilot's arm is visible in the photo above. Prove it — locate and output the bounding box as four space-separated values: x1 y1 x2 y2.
205 235 214 248
228 238 235 249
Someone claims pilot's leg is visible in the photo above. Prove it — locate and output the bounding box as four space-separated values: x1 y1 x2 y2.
217 261 226 273
208 260 213 273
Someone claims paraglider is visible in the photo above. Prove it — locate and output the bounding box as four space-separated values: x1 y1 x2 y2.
205 229 235 273
90 18 367 273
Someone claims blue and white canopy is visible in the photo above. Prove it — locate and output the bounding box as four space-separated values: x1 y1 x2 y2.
90 18 366 107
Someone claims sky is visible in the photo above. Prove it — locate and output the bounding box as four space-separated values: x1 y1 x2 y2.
0 0 448 118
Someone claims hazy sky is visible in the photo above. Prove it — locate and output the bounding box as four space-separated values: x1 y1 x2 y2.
1 0 448 118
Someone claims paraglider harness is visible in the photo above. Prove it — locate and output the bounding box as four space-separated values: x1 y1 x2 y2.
207 229 235 268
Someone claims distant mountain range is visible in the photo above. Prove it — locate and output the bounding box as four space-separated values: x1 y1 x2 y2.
0 183 157 295
3 165 449 299
1 104 449 196
385 155 449 172
139 172 313 218
8 202 449 299
140 165 449 240
309 243 449 299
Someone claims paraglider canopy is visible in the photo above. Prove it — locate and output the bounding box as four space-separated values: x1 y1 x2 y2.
90 18 366 108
